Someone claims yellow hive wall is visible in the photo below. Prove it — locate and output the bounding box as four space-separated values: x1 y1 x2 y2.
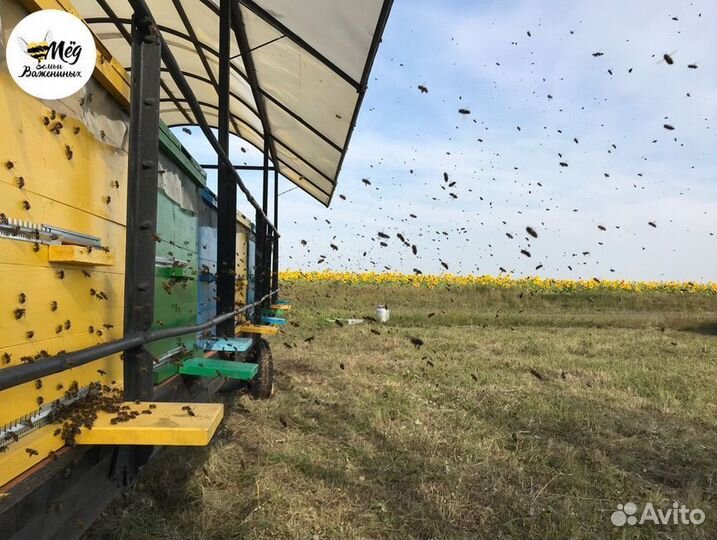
235 215 250 307
0 0 128 486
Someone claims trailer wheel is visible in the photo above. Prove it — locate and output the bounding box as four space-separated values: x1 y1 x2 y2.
249 338 274 399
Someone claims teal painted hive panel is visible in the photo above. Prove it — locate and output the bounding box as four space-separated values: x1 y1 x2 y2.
197 187 218 325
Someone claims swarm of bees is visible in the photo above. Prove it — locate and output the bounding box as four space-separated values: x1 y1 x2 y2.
48 382 125 446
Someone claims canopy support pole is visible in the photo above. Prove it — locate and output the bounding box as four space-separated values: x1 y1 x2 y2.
253 140 270 321
216 0 236 337
120 9 163 476
263 148 273 310
272 168 279 302
123 12 162 402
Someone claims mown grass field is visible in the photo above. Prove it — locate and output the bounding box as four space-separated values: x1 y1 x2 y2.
86 279 716 540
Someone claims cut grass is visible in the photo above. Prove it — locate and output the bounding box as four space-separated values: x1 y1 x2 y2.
85 282 716 540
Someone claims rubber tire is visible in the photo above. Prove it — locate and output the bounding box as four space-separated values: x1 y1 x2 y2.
249 338 274 399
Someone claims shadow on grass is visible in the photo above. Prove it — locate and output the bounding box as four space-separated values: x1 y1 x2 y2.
678 321 717 336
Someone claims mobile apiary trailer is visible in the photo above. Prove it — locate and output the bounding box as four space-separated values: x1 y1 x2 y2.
0 0 393 537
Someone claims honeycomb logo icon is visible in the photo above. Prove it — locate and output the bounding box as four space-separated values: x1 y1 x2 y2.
611 502 638 526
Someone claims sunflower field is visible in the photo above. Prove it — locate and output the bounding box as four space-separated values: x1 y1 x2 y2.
279 270 717 294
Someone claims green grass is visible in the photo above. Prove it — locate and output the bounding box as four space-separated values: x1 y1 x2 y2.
85 282 716 540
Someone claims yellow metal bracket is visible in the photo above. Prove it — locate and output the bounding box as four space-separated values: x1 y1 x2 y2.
270 304 291 311
74 402 223 446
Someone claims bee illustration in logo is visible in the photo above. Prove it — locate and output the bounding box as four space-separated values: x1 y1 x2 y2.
18 30 53 63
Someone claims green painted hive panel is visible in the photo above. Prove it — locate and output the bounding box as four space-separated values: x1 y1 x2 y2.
149 187 199 361
179 358 258 380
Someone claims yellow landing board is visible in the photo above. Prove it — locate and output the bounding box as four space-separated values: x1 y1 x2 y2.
270 304 291 311
48 245 115 266
237 324 279 336
74 402 223 446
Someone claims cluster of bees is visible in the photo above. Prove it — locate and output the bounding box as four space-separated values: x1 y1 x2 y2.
1 430 20 450
41 109 67 135
63 115 114 157
161 277 190 296
40 110 75 161
8 383 202 457
49 382 138 447
2 349 57 365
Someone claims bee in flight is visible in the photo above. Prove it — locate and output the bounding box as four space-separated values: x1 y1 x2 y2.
18 30 53 63
657 49 678 65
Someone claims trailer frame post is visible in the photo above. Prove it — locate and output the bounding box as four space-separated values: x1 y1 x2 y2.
123 12 162 402
265 228 273 305
253 208 265 323
253 140 269 321
262 142 271 308
271 168 279 302
215 0 236 337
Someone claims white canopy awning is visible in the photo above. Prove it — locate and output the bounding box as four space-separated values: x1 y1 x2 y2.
73 0 393 206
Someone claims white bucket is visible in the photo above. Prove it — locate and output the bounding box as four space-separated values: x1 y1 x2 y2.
376 305 390 323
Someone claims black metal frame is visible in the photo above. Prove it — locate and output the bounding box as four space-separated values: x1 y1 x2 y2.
122 12 162 403
253 140 271 322
0 0 398 445
199 164 276 171
272 168 280 301
216 0 237 337
0 6 252 537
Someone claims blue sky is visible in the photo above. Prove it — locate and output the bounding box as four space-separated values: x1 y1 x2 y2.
173 0 716 282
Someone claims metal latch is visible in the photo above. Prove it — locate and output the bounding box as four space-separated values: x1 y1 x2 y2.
0 216 101 247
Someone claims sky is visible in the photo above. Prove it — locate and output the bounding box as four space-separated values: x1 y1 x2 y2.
172 0 716 282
